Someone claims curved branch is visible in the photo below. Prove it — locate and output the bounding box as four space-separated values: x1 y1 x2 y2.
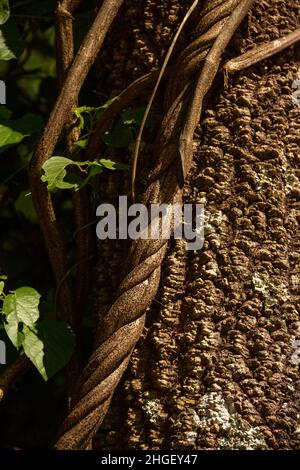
29 0 126 327
86 70 161 160
223 26 300 75
0 356 31 402
54 0 255 450
55 0 84 399
179 0 255 180
131 0 199 200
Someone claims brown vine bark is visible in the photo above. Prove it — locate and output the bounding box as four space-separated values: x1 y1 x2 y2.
14 0 298 451
94 0 300 451
55 0 255 450
29 0 126 330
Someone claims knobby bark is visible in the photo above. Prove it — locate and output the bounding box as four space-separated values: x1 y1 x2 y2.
94 0 300 451
12 0 298 450
55 0 255 450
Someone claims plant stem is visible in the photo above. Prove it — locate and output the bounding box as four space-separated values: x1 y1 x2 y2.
224 27 300 75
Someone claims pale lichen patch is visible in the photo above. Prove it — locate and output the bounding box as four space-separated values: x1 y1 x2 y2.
255 170 274 190
252 272 288 308
204 211 228 235
142 399 163 425
284 168 300 195
196 392 231 432
196 392 266 449
219 420 266 450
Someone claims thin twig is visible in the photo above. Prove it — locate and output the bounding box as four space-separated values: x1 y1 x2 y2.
131 0 199 201
179 0 255 182
0 356 31 402
224 26 300 75
29 0 126 326
56 1 94 324
55 0 255 450
86 70 161 161
31 0 126 167
55 1 76 91
55 0 83 405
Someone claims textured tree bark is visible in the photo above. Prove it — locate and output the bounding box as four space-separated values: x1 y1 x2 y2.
94 0 300 450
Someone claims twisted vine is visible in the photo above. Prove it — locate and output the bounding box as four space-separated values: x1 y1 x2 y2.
29 0 126 329
55 0 255 450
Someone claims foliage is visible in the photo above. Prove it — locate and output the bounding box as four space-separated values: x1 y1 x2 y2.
0 113 43 152
40 103 155 191
0 0 155 448
0 278 75 380
0 4 97 441
41 156 128 191
0 1 10 26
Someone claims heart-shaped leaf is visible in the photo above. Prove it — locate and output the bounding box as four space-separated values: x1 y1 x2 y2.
0 0 10 25
41 156 76 191
2 287 41 326
22 320 75 381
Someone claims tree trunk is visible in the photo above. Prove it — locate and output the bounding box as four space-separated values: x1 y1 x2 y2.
94 0 300 450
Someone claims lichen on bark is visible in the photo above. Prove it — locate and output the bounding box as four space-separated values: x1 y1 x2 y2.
95 0 300 450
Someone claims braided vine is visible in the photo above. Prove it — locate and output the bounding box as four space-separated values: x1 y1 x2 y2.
55 0 255 450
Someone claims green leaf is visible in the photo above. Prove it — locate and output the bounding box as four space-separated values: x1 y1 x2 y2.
99 158 129 171
22 325 45 378
41 156 75 191
0 0 10 25
22 320 75 381
121 107 155 132
74 106 95 130
14 190 37 223
0 113 43 152
0 280 4 295
72 139 87 151
4 311 23 349
0 106 12 119
0 29 15 60
2 287 41 326
0 21 26 61
101 96 117 109
101 107 154 149
63 171 83 190
74 98 117 130
79 164 103 189
102 120 134 148
88 165 103 176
